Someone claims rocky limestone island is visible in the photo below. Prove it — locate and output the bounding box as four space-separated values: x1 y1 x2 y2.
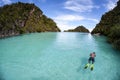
91 0 120 50
64 26 89 33
0 2 61 38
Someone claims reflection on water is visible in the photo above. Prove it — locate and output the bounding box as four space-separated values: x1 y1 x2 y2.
0 32 120 80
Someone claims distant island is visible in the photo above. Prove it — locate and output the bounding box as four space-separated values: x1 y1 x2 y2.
91 0 120 50
0 2 61 38
64 26 89 33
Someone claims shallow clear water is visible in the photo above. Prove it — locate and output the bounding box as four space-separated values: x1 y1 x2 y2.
0 32 120 80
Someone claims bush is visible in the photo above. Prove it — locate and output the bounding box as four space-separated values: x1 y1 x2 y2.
108 24 120 39
108 24 120 49
113 39 120 50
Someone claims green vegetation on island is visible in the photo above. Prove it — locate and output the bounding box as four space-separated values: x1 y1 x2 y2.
64 26 89 33
91 0 120 50
0 2 61 38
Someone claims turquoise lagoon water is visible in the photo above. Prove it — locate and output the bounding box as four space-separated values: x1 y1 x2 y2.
0 32 120 80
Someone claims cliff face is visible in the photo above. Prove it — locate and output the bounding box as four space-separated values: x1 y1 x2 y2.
0 2 61 38
91 0 120 35
64 26 89 33
91 0 120 50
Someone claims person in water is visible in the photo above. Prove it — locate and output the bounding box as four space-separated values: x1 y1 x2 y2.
84 52 96 70
88 52 96 64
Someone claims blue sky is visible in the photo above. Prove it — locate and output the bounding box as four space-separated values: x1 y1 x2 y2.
0 0 118 31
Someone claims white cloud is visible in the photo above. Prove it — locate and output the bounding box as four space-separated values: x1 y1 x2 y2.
105 0 118 10
89 28 93 32
55 14 85 21
64 0 99 12
54 14 98 23
53 14 98 31
2 0 12 4
54 15 80 31
55 21 75 31
86 18 99 23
